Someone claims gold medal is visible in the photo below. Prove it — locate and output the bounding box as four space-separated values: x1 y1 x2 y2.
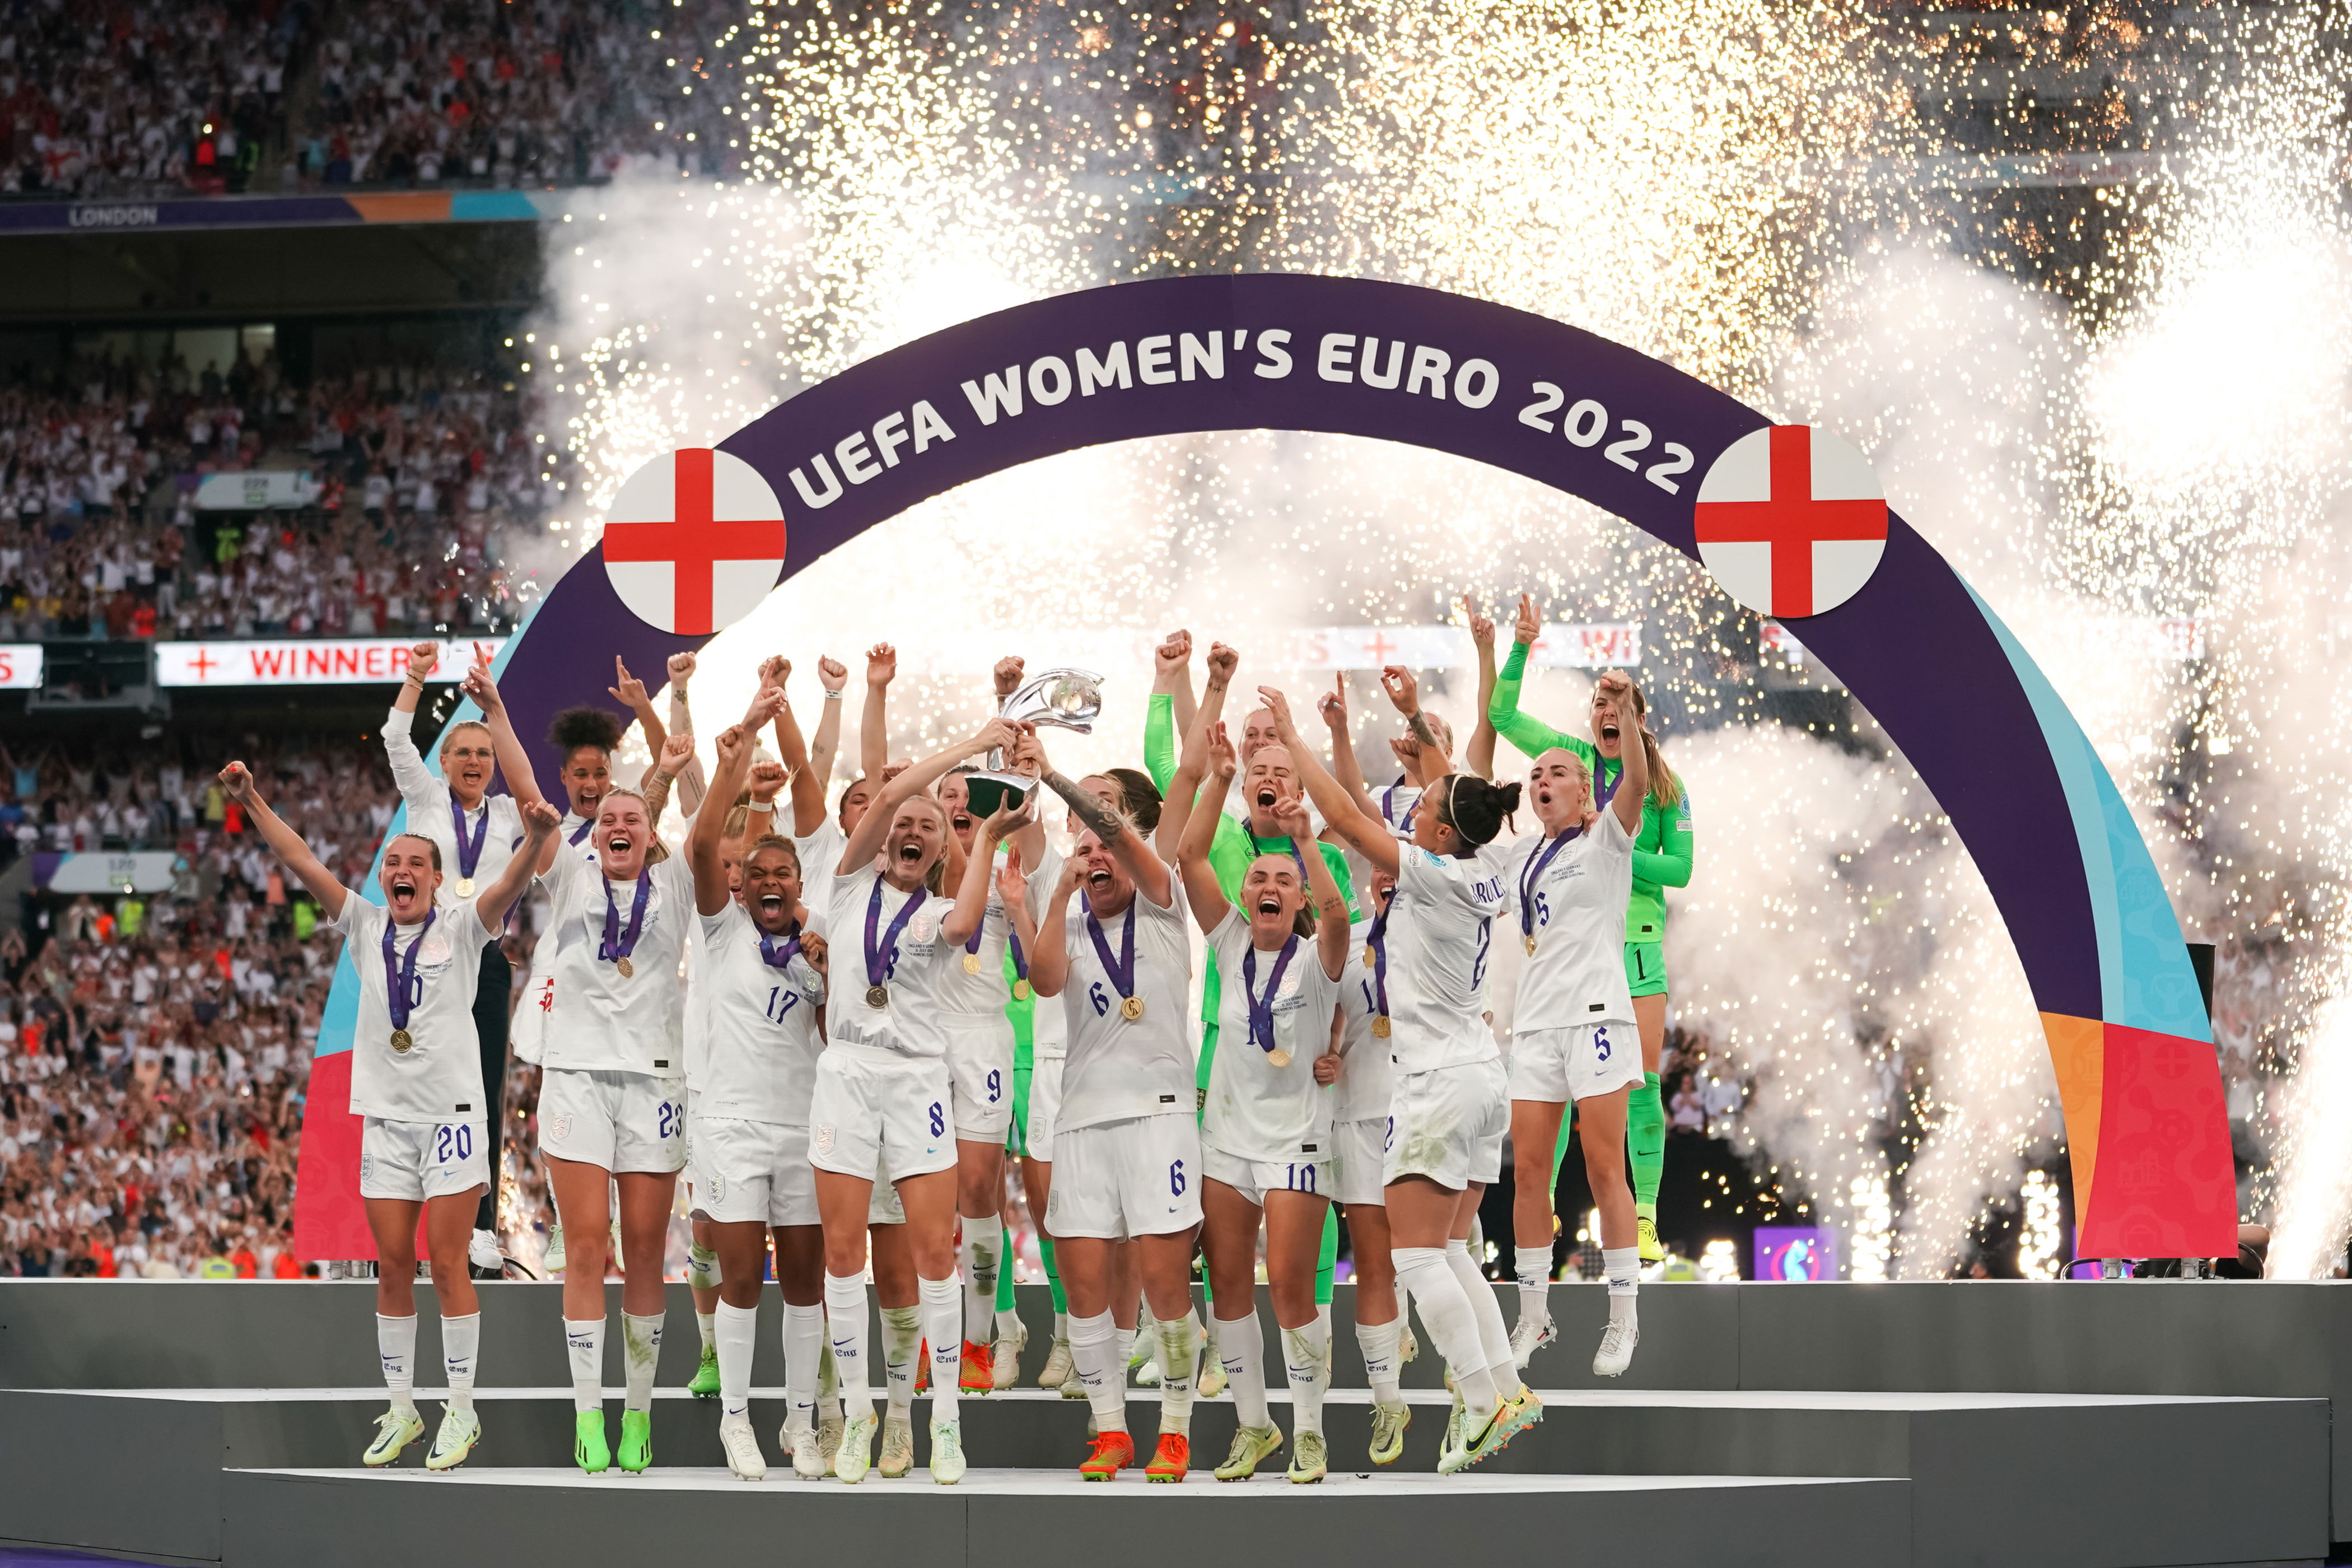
865 984 889 1009
616 956 634 980
454 877 475 898
390 1029 414 1054
963 952 982 975
1267 1047 1292 1068
1524 934 1538 957
1362 944 1375 969
1372 1016 1391 1039
1119 994 1145 1022
1011 979 1032 1002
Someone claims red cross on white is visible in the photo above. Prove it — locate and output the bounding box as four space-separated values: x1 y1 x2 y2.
1692 424 1887 620
600 448 788 635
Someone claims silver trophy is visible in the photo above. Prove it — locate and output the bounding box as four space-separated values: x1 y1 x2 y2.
964 666 1103 816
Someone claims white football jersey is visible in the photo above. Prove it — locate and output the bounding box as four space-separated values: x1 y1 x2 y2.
1500 811 1636 1032
1375 775 1424 839
795 816 848 929
1202 907 1341 1164
1054 878 1195 1134
1383 844 1510 1076
694 902 828 1124
333 895 498 1124
819 867 958 1061
1333 912 1394 1124
931 846 1016 1020
538 847 694 1076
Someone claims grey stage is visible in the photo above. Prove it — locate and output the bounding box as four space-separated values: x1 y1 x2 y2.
1 1280 2342 1568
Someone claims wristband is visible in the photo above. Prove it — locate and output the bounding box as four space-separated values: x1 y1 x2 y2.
822 689 845 701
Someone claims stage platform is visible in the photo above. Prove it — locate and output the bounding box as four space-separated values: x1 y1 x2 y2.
2 1280 2344 1568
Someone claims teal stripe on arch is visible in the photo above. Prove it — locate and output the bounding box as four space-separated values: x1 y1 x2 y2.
1963 583 2210 1043
312 619 537 1060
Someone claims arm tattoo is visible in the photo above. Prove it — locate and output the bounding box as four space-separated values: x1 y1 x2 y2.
1407 708 1444 754
1044 770 1128 846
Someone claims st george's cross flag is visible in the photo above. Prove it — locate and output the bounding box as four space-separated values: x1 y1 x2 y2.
1692 424 1887 619
600 447 788 635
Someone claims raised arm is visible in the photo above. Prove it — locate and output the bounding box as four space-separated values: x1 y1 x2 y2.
796 655 848 836
945 792 1034 945
1488 593 1577 762
463 649 545 811
665 651 707 817
217 763 349 920
1598 669 1649 836
382 639 443 814
1175 721 1237 932
478 799 561 928
993 843 1041 984
640 730 691 827
1155 640 1235 866
858 642 894 782
1261 685 1400 877
692 694 780 916
1273 792 1350 979
837 715 1015 876
1145 629 1194 791
1034 738 1172 909
1464 595 1499 781
1315 673 1380 823
609 655 667 758
1026 855 1083 1000
1380 665 1454 783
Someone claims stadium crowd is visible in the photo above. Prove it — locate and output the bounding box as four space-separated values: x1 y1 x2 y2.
0 347 572 642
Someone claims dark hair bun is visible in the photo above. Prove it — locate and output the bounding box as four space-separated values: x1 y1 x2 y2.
1104 767 1163 834
548 705 624 755
1449 776 1521 848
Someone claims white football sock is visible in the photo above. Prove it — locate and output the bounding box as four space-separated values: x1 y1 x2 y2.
441 1312 480 1416
824 1272 872 1419
1070 1308 1127 1434
1054 1310 1071 1342
1156 1309 1200 1436
879 1304 922 1415
996 1305 1024 1342
783 1301 825 1430
1605 1245 1640 1328
961 1216 1002 1346
376 1313 417 1418
564 1316 605 1415
715 1299 759 1418
1281 1317 1331 1436
1356 1316 1402 1407
1216 1306 1270 1429
1515 1254 1551 1326
622 1311 665 1414
921 1275 962 1422
697 1310 716 1355
1393 1246 1499 1426
1448 1238 1516 1387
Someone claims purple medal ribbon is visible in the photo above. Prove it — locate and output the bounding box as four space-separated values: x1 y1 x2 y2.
449 794 488 882
1008 925 1029 986
1084 897 1137 1005
1519 828 1578 945
383 908 436 1030
567 815 594 846
1366 905 1391 1020
1594 755 1622 809
864 875 926 991
1243 824 1309 877
1242 934 1300 1056
758 920 804 972
599 872 652 967
1382 774 1421 832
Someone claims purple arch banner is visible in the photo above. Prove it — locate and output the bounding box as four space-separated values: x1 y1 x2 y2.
299 273 2231 1262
